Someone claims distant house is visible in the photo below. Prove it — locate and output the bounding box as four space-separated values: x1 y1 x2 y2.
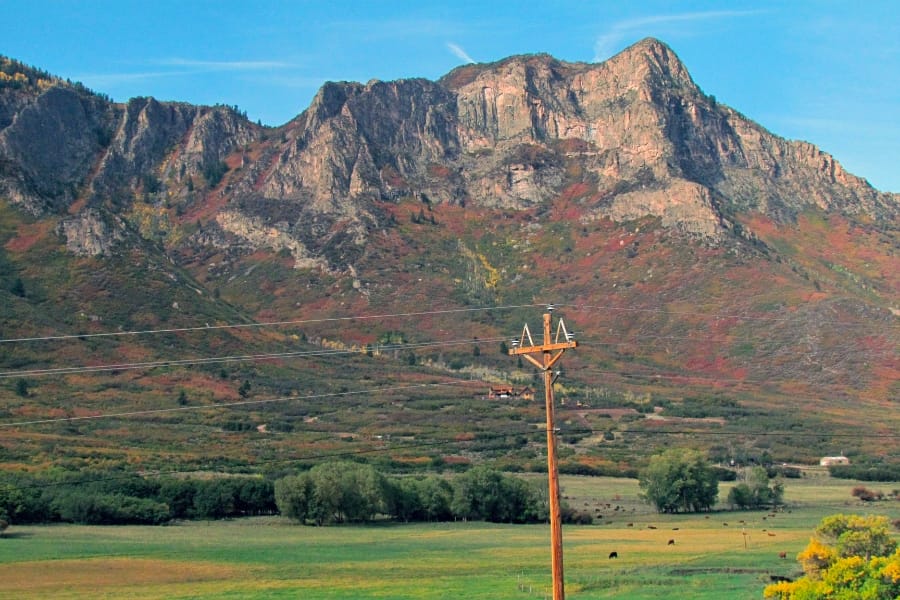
518 386 535 401
488 386 514 399
819 455 850 466
487 386 535 400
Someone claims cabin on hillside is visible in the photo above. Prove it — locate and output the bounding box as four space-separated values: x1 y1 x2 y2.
487 386 535 401
819 455 850 466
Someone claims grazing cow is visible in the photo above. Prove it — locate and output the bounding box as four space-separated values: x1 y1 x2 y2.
769 575 792 583
672 527 679 531
647 525 657 529
667 539 675 545
723 522 728 526
608 551 618 559
626 522 633 527
779 552 787 559
768 532 777 537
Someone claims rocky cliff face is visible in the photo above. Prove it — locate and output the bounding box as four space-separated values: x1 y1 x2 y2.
0 82 114 215
225 38 896 259
1 39 897 265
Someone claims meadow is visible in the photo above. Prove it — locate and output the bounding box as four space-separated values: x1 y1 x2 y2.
0 474 896 599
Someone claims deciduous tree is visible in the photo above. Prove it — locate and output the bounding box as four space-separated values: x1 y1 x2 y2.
765 514 900 599
639 448 718 513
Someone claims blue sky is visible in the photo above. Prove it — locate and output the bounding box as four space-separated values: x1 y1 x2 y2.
3 1 898 192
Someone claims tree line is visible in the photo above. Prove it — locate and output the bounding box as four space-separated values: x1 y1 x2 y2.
1 449 785 527
274 462 560 526
0 463 568 527
0 471 276 525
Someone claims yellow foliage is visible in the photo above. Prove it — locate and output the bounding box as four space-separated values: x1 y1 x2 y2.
768 517 900 600
798 537 837 578
456 241 501 291
475 253 500 288
763 578 826 600
762 580 793 599
879 548 900 583
822 555 865 587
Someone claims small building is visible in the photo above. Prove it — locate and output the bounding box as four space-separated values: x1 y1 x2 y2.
488 385 515 399
819 455 850 466
487 386 535 400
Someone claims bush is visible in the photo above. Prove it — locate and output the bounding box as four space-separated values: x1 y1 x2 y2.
851 486 883 502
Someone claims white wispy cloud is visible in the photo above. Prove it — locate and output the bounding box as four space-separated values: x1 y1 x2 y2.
70 70 192 88
446 42 476 64
156 58 293 71
72 58 295 89
593 10 764 62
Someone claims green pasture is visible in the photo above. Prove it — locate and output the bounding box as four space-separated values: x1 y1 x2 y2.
0 475 896 599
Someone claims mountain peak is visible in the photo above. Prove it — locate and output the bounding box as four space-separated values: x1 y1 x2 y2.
608 37 696 89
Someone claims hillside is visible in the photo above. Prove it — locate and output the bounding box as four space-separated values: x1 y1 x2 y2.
0 40 897 477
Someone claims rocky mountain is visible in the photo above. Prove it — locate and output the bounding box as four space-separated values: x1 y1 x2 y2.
2 40 896 268
0 40 897 472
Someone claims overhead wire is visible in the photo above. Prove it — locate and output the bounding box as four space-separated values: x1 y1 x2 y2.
559 302 900 328
0 336 509 379
1 295 893 347
0 380 474 427
1 323 894 381
0 303 545 344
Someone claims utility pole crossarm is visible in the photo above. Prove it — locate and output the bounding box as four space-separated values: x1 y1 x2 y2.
508 341 577 356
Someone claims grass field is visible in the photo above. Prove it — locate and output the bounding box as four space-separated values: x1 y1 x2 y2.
0 475 896 599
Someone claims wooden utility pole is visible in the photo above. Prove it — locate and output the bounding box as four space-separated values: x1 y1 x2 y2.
508 305 577 600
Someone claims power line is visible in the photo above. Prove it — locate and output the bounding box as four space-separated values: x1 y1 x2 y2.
560 302 899 328
0 380 475 427
2 325 892 382
0 336 508 379
0 303 544 344
570 364 891 394
1 347 888 426
2 296 893 348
